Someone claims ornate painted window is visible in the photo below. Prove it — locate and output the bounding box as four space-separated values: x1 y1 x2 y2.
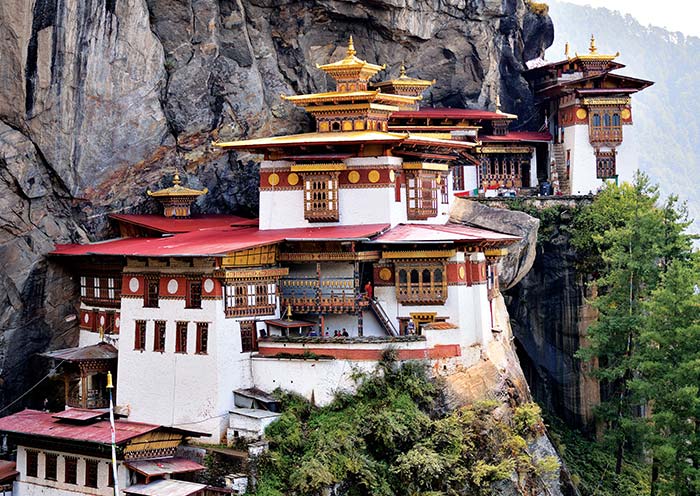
186 279 202 309
406 171 438 220
224 281 277 318
196 322 209 354
395 262 447 305
134 321 146 351
144 277 159 308
175 322 188 354
589 108 623 143
153 321 166 352
303 173 339 222
240 321 258 353
79 275 121 307
596 150 617 178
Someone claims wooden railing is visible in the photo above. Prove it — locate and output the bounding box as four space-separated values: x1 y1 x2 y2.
280 277 364 313
589 127 623 144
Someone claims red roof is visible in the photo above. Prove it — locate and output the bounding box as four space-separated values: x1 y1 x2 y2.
110 214 258 234
392 108 514 120
51 224 390 257
125 457 205 477
52 408 109 422
0 409 160 445
0 460 17 483
41 342 118 362
480 131 552 143
369 223 519 244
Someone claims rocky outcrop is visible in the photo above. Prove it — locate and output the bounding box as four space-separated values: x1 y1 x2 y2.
503 200 600 429
0 123 86 409
450 198 539 289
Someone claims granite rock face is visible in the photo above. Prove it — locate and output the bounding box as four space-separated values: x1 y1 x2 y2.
0 0 552 409
450 198 539 290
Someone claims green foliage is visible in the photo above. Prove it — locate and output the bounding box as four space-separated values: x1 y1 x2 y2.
252 364 556 495
569 173 699 492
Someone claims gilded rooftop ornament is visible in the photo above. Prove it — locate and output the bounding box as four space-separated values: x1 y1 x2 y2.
147 172 208 218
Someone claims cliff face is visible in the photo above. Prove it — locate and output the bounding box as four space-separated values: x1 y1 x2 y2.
0 0 552 408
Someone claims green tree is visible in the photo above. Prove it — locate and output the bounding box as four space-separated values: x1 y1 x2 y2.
630 256 700 495
573 172 693 477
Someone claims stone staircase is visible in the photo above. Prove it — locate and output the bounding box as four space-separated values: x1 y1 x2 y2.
368 298 399 336
552 143 570 195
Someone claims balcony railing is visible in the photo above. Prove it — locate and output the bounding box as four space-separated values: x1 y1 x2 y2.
280 277 365 314
589 127 623 144
67 389 109 409
80 296 121 308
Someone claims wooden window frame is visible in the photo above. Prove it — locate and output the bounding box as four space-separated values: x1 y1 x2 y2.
80 274 121 307
175 322 188 354
240 321 258 353
134 320 146 351
453 165 465 192
440 174 449 204
84 459 98 488
224 280 277 318
26 449 38 478
144 277 159 308
596 150 617 179
303 173 339 222
196 322 209 355
64 456 78 485
395 262 448 305
153 320 166 352
406 171 438 220
44 452 58 481
589 107 623 143
107 462 114 487
186 279 202 309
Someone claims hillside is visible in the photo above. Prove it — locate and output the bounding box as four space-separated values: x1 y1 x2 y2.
547 1 700 232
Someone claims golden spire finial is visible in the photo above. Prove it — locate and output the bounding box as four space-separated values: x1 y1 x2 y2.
565 41 570 59
589 34 597 54
99 325 105 342
347 36 356 58
173 172 181 186
106 371 114 389
495 94 502 112
399 62 407 78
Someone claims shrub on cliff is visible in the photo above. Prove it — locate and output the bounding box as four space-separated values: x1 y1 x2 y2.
253 362 557 495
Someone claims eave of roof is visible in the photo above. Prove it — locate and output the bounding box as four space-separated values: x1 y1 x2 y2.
41 342 118 362
392 108 517 120
480 131 552 143
213 131 408 150
109 214 258 235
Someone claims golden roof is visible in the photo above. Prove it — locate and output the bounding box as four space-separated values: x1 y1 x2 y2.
574 34 619 61
280 90 419 110
213 130 410 150
316 36 385 80
373 63 435 90
147 173 208 198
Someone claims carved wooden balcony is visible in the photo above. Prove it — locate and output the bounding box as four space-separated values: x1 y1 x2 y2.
280 277 365 314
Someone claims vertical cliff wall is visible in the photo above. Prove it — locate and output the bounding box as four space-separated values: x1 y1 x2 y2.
0 0 553 409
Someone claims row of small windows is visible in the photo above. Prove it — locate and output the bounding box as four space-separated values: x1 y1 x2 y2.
591 112 621 127
134 320 209 355
80 276 120 306
224 282 277 318
26 450 109 489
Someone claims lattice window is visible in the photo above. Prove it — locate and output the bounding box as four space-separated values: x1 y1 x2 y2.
64 456 78 485
176 322 188 354
240 321 258 353
45 452 57 481
84 459 98 488
134 321 146 351
80 275 121 307
153 321 166 352
186 280 202 309
224 281 277 317
26 450 38 478
303 173 339 222
596 150 617 178
196 322 209 354
453 165 465 192
589 108 623 143
440 175 449 204
406 171 438 220
395 262 447 305
144 278 159 308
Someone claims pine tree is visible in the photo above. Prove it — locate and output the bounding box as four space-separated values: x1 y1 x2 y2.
573 172 694 479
